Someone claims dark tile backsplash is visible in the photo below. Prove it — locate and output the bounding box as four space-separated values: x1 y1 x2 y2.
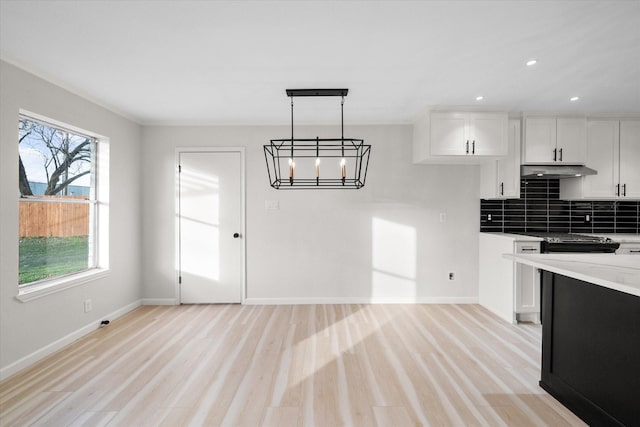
480 179 640 234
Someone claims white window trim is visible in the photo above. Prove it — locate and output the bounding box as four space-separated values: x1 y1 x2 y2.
16 110 110 302
16 268 110 302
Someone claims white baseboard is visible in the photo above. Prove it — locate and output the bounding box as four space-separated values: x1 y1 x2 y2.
141 298 177 305
0 299 141 381
243 297 479 305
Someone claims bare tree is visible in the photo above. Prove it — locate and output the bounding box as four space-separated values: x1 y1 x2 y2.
18 120 34 196
19 119 92 196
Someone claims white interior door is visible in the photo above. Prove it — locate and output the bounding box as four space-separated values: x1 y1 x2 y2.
179 150 243 303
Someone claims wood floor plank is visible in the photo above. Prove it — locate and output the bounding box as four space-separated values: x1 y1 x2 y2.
67 410 117 427
0 304 588 427
372 406 414 427
261 406 300 427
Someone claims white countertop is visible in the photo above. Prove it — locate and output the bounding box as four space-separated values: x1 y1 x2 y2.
505 253 640 298
482 232 640 243
589 234 640 243
480 232 543 242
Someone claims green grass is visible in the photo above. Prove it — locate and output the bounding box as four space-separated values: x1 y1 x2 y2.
19 236 89 285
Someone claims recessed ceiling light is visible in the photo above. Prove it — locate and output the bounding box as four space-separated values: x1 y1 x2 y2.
476 96 484 101
526 59 537 66
570 96 580 101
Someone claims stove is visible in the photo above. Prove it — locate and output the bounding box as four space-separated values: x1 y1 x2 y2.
518 232 620 253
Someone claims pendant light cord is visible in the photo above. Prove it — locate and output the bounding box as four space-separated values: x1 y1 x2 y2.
290 96 294 159
341 95 345 157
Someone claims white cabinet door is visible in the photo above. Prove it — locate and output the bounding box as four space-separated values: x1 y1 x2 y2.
430 112 468 156
556 118 587 163
514 242 540 321
479 120 520 199
431 112 507 157
470 113 508 156
479 234 517 324
524 117 556 163
620 120 640 198
496 120 521 198
582 121 619 198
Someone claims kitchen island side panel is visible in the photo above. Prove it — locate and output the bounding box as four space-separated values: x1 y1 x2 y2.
540 271 640 426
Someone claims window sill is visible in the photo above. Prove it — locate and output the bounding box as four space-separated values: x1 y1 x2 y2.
16 268 109 303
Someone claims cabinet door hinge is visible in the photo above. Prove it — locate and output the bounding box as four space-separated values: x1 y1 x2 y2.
178 164 182 173
179 275 182 284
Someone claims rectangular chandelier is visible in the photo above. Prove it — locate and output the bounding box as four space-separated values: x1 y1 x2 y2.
264 89 371 190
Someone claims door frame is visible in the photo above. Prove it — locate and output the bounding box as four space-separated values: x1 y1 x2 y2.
175 147 246 304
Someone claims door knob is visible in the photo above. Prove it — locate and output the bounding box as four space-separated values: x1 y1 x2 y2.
233 233 240 238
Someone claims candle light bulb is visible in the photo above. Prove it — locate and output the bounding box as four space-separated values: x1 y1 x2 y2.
315 158 320 177
289 158 295 179
340 158 346 179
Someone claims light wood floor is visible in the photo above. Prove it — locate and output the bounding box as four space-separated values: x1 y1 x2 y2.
0 304 586 427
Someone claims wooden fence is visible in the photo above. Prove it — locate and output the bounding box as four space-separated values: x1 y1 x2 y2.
19 197 89 238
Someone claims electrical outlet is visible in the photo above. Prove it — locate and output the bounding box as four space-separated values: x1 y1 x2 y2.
84 299 92 313
449 272 455 280
265 200 279 210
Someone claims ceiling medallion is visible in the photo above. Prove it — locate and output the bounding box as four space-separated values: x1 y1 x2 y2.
264 89 371 189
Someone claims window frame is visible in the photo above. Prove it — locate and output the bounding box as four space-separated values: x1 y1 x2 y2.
16 112 109 302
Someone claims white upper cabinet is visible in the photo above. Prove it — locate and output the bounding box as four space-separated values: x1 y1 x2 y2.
523 117 587 164
472 113 510 156
523 117 556 162
561 119 640 200
480 120 521 199
430 112 508 157
556 118 587 163
619 120 640 198
430 112 468 156
582 120 619 198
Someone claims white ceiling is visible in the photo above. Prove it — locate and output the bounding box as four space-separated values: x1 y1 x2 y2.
1 0 639 125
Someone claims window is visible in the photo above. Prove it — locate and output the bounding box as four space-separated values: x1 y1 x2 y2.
18 115 99 288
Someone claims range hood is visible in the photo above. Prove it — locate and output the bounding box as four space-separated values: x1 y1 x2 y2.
521 165 597 179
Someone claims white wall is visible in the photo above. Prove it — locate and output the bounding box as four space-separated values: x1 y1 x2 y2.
142 124 480 303
0 61 143 375
0 61 482 377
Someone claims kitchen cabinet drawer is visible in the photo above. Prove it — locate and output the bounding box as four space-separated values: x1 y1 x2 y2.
515 242 540 254
616 243 640 254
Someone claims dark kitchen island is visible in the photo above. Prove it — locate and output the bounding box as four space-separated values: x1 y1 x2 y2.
505 254 640 427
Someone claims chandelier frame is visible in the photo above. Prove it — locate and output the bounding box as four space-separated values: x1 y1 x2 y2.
264 89 371 190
